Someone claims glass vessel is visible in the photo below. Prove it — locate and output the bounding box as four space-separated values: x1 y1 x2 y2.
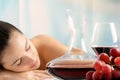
46 9 97 80
91 22 118 56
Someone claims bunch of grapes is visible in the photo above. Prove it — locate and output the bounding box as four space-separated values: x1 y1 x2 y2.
86 48 120 80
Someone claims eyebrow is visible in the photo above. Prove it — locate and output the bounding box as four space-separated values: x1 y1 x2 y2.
11 38 27 66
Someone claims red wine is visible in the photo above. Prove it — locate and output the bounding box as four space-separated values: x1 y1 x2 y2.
92 46 117 56
47 67 94 79
47 59 95 79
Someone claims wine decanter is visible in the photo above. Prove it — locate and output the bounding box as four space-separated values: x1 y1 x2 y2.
46 9 97 80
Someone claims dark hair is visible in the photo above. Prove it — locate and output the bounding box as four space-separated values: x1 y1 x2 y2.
0 21 22 52
0 21 23 69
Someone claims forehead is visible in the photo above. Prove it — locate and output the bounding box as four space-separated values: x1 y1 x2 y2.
8 31 26 50
1 31 26 63
9 31 25 44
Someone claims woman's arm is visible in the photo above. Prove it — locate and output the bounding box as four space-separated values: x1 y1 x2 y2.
0 70 52 80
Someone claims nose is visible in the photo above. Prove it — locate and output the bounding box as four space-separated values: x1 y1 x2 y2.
24 52 35 64
25 50 34 58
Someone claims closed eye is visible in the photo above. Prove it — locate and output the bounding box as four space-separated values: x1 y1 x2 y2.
25 39 31 51
16 58 22 66
26 45 31 51
12 58 22 66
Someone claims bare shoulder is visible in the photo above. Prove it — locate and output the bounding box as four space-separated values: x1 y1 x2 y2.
30 34 49 46
30 34 53 43
30 34 52 54
31 34 53 39
30 34 68 61
30 34 62 48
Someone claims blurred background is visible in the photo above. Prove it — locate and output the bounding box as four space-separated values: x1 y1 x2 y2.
0 0 120 54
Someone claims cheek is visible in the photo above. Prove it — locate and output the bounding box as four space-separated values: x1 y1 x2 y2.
23 54 35 64
3 64 10 70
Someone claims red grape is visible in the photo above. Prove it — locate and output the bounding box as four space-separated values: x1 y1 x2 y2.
112 69 120 79
92 71 103 80
110 48 120 57
102 64 112 74
102 72 112 80
110 56 115 64
86 48 120 80
114 57 120 67
102 64 112 80
86 71 94 80
93 60 105 71
98 53 110 63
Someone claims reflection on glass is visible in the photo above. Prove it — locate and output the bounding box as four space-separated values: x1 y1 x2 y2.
91 22 118 56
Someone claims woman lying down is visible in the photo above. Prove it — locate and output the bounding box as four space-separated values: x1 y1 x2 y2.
0 21 83 80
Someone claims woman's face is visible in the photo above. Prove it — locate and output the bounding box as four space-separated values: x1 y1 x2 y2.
1 31 40 72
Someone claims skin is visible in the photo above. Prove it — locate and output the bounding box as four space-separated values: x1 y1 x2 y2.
0 31 83 80
0 70 51 80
